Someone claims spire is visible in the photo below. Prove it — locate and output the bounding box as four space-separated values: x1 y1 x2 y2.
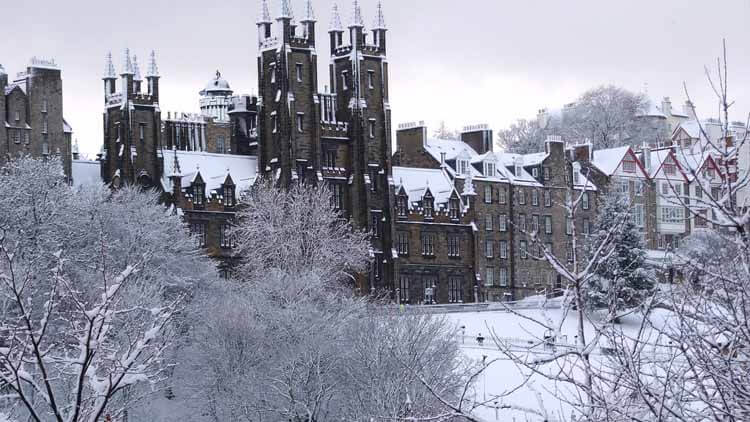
132 55 142 81
103 52 116 79
121 48 134 75
350 0 364 28
257 0 272 24
301 0 316 22
0 63 6 76
330 3 344 31
146 50 159 78
373 0 386 30
278 0 293 19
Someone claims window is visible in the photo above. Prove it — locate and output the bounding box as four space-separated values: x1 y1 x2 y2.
448 277 463 303
695 185 703 199
331 184 344 210
370 169 378 192
14 111 20 122
422 233 435 256
399 277 410 303
662 182 670 195
518 214 526 232
23 131 29 145
664 164 676 176
449 198 460 220
397 232 409 255
543 167 551 180
544 215 552 234
623 160 636 173
532 168 539 178
566 241 574 262
371 213 380 238
660 206 685 224
448 235 460 257
223 185 235 206
499 187 507 204
193 183 205 206
372 255 382 281
520 240 528 259
191 222 206 247
545 242 553 257
217 137 226 154
485 214 493 231
518 188 526 205
12 130 20 144
566 218 573 235
325 150 337 168
583 218 590 235
484 162 496 177
42 142 49 155
457 159 469 175
532 189 539 206
220 224 235 249
485 268 494 287
369 119 376 138
582 192 590 210
635 180 644 196
341 70 349 90
499 268 509 287
296 63 303 82
368 70 374 89
696 209 708 228
498 214 507 232
271 114 278 133
139 124 145 142
484 185 492 204
485 240 494 258
397 195 408 217
531 215 540 233
423 194 434 218
500 240 508 259
633 204 644 227
573 171 580 185
41 99 48 113
42 117 48 134
544 190 551 207
619 179 630 195
297 113 304 133
270 64 276 83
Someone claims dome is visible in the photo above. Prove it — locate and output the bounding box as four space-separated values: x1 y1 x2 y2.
200 70 233 96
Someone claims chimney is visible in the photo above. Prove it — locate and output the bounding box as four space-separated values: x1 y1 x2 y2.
395 121 427 167
683 100 697 120
440 152 447 169
460 124 493 154
642 143 652 174
661 97 672 117
544 135 564 157
571 143 591 163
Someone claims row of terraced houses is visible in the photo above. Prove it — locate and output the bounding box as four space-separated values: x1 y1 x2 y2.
5 0 745 304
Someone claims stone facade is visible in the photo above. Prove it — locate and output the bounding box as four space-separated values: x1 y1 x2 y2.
1 59 72 179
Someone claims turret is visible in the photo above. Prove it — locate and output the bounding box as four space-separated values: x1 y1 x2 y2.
300 0 316 46
0 63 7 93
349 0 365 48
372 1 387 52
132 55 142 94
146 50 160 100
329 4 344 55
277 0 294 43
120 48 134 98
257 0 272 45
103 52 117 97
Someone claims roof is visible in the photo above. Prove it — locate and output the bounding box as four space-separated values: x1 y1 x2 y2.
393 166 457 206
591 146 630 176
200 71 232 96
639 101 667 119
72 160 102 188
4 83 25 96
424 138 478 162
63 119 72 133
162 150 258 194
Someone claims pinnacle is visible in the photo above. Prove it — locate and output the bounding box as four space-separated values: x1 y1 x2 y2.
330 3 344 32
103 52 116 79
301 0 316 22
257 0 272 24
132 55 143 81
278 0 293 20
121 48 134 75
146 50 159 78
349 0 364 28
373 0 386 30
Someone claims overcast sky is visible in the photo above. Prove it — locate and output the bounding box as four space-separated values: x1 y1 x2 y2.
2 0 749 156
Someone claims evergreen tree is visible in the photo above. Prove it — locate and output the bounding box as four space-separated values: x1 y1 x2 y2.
584 191 655 315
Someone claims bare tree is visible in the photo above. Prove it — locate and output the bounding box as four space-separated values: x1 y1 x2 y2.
434 121 459 141
497 118 548 154
0 157 211 421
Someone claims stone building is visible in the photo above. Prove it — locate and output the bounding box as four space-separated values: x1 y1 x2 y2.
1 58 73 178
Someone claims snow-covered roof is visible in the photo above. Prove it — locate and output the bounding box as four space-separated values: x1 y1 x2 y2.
393 166 457 207
648 148 678 178
72 160 102 188
162 150 258 194
591 146 630 176
200 71 232 96
638 101 667 119
63 119 72 134
4 83 25 96
424 138 478 162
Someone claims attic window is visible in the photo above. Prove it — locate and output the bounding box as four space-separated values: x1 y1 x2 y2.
623 160 636 173
193 183 205 206
664 164 676 176
457 159 469 175
223 185 235 207
423 194 434 219
484 162 496 177
449 198 460 220
397 195 408 217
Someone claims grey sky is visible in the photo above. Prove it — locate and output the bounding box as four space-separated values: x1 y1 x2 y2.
2 0 749 156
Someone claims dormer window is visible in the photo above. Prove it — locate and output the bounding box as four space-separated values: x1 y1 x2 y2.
664 163 676 176
484 162 496 177
449 198 460 220
397 195 408 217
457 159 469 175
532 168 539 178
623 159 636 173
193 183 205 206
423 194 434 219
223 185 235 207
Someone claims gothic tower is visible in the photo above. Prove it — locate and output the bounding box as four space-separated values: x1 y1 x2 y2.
100 49 162 187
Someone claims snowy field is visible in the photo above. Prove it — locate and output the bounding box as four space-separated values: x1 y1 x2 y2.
442 306 668 422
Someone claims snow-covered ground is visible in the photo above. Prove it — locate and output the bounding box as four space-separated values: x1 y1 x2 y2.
443 306 668 421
